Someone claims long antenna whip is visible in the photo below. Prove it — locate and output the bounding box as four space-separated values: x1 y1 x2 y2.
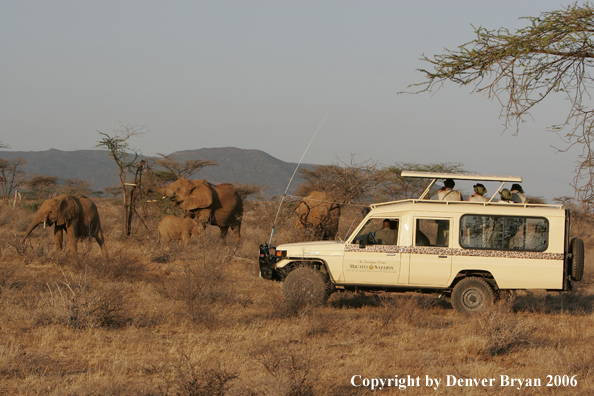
268 106 334 245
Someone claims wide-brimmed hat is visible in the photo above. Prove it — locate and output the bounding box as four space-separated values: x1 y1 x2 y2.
473 183 487 195
500 189 512 200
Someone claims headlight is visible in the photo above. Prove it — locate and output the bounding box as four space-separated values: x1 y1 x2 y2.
275 250 286 258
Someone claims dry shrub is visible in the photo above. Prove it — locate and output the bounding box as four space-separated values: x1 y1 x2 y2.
301 308 338 337
0 262 24 291
5 234 54 263
70 248 145 281
514 289 594 315
171 355 239 396
155 255 233 327
376 294 442 327
39 276 131 329
250 341 315 396
464 301 534 356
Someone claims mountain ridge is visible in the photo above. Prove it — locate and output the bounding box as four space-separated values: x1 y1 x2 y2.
0 147 315 196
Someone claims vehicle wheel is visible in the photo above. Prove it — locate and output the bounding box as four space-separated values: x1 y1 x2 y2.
570 238 585 281
451 277 494 315
283 267 330 307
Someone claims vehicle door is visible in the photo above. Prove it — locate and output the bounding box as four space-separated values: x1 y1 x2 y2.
342 217 401 285
406 217 453 286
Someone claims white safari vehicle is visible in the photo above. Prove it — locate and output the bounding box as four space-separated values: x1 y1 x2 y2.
259 172 585 314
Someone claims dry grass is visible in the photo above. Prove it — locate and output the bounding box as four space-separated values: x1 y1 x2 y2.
0 199 594 394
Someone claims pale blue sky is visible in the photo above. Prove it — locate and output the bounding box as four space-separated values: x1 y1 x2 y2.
0 1 586 200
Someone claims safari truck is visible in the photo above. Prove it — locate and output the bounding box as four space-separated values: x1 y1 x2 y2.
259 172 585 314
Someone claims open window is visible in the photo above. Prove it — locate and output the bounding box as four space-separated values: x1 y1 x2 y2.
352 218 399 246
415 218 450 247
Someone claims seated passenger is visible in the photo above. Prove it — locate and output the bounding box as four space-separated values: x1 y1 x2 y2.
468 183 489 202
499 189 514 203
437 179 462 201
510 184 527 203
374 219 397 245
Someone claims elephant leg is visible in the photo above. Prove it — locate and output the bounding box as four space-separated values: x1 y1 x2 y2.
231 224 241 238
182 230 191 247
219 226 229 239
94 229 108 257
66 224 78 255
54 226 64 250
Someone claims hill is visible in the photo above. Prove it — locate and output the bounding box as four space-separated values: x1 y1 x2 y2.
0 147 314 196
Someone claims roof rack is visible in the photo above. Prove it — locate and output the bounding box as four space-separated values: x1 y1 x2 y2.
400 171 523 201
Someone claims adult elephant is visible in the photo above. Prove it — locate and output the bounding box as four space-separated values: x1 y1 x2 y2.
22 195 107 256
162 178 243 238
295 191 341 240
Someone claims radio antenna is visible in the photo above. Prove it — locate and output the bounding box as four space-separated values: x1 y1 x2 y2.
268 105 334 245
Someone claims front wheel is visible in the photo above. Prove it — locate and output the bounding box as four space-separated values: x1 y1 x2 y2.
451 277 494 315
283 267 330 307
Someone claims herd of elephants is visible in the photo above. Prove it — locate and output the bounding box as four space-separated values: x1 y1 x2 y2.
20 178 341 255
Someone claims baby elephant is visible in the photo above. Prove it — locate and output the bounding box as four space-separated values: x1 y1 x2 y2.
158 215 199 246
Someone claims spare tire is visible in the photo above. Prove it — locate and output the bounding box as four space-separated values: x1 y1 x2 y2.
570 237 585 281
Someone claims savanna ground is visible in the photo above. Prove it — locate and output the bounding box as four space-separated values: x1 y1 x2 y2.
0 198 593 395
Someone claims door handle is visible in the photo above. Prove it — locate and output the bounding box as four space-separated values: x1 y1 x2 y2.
438 255 447 258
387 253 396 256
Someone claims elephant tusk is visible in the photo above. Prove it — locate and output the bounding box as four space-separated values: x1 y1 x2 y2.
43 221 46 229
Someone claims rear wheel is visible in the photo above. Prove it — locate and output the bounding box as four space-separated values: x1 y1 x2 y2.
283 267 330 307
451 277 494 315
570 238 585 281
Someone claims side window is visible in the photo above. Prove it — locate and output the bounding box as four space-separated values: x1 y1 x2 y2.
415 219 450 247
352 218 399 245
459 214 548 251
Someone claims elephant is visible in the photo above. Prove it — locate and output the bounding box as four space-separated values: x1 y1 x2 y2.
295 191 341 240
22 194 107 256
158 215 199 246
162 178 243 238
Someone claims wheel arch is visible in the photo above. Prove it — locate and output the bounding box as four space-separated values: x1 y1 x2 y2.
450 270 499 290
278 258 334 282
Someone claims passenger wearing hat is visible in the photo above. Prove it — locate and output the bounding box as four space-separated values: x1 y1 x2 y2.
510 184 527 203
437 179 462 201
468 183 488 202
499 188 514 203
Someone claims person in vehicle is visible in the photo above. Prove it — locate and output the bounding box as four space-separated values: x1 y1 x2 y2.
375 219 397 245
499 189 514 203
468 183 489 202
510 184 527 203
437 179 462 201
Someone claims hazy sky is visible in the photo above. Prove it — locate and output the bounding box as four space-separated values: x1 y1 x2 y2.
0 1 587 200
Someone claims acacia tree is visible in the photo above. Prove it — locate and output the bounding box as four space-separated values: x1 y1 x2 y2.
297 155 384 205
97 124 148 236
152 154 217 180
0 157 26 202
26 175 59 199
380 162 466 201
62 178 93 196
412 3 594 209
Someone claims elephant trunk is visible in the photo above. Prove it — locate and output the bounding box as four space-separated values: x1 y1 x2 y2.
22 213 46 242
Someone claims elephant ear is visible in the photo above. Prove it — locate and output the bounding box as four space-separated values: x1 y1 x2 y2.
57 196 78 226
180 180 213 210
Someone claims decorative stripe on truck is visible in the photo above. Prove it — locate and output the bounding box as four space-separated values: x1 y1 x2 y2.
344 244 564 260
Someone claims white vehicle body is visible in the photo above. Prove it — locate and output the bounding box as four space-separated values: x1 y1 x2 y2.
259 172 583 313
